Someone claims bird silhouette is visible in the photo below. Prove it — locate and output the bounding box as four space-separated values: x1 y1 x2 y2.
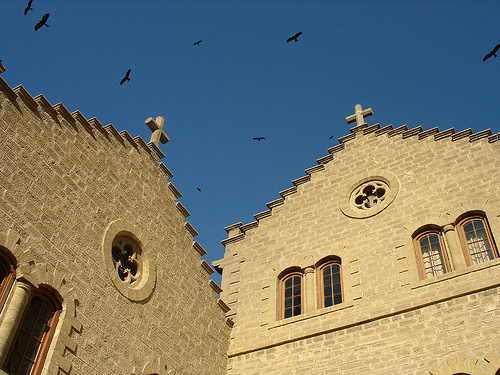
483 44 500 61
34 13 49 31
286 32 302 43
329 135 334 139
193 40 202 46
120 69 131 85
24 0 33 15
196 188 202 192
253 137 265 142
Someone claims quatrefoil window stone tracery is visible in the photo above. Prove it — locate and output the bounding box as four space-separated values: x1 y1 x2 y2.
351 180 389 210
112 235 141 285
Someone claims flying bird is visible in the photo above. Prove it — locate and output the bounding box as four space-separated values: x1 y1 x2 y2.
196 188 202 192
24 0 33 15
483 44 500 62
286 32 302 43
34 13 49 31
120 69 131 85
329 135 334 139
253 137 265 142
193 40 202 46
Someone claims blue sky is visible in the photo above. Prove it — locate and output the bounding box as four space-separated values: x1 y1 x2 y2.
2 1 499 284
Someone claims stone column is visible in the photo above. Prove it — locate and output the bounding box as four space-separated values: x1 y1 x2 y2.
443 224 467 270
303 267 316 314
0 279 34 364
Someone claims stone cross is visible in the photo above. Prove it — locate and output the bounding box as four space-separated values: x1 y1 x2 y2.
346 104 373 126
145 116 169 147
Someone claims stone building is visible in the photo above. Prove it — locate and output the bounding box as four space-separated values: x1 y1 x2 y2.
1 60 500 375
0 63 231 375
214 104 500 374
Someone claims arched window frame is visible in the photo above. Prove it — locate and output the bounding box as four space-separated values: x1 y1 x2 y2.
4 288 61 375
456 214 498 266
316 257 343 309
413 229 452 279
279 269 303 320
0 252 15 312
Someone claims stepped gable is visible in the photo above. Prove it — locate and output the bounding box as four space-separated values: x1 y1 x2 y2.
221 104 500 247
0 73 226 308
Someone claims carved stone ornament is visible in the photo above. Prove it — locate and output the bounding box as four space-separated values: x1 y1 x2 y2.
340 172 399 219
102 220 156 301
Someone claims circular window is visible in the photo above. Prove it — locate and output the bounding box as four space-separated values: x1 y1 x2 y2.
350 180 389 210
340 172 399 219
112 235 142 285
102 220 156 301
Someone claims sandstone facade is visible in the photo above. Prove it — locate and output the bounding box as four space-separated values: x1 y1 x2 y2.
215 110 500 374
0 69 231 375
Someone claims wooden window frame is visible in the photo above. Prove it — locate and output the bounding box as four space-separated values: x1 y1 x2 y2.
457 215 498 266
3 288 61 375
316 259 343 309
279 271 303 320
413 230 452 280
0 254 15 312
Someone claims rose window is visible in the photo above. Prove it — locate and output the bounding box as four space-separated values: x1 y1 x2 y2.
112 235 141 284
350 180 389 210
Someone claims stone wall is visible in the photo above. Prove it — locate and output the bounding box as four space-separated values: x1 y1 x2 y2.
216 122 500 374
0 76 230 375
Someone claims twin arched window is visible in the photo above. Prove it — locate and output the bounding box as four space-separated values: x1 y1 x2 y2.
279 258 343 320
414 213 498 280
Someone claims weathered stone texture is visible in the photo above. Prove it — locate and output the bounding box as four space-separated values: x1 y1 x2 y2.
0 78 230 375
217 122 500 374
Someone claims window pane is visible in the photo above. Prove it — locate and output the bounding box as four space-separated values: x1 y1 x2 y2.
324 275 331 286
29 296 42 314
21 311 37 333
334 294 342 305
285 287 292 298
18 357 33 375
324 296 333 307
293 285 301 296
332 272 340 284
324 286 332 297
333 284 342 295
32 319 47 340
39 302 52 322
420 237 429 247
6 351 22 374
284 309 292 319
464 222 474 233
293 306 301 316
473 220 484 230
14 330 30 353
285 278 292 288
24 337 41 362
293 296 301 306
285 298 292 308
323 267 331 276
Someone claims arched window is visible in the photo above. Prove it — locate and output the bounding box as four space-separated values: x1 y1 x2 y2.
0 251 15 311
4 289 61 375
457 215 498 266
414 230 451 279
317 258 342 308
280 271 302 319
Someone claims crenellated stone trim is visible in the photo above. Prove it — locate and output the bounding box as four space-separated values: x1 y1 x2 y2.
362 123 381 135
451 128 472 141
254 210 271 221
168 182 182 199
240 222 258 233
387 124 408 137
327 143 345 154
469 128 491 142
218 299 230 313
401 125 422 139
434 127 455 141
176 202 190 218
0 77 18 103
159 163 173 179
147 141 165 160
134 136 152 156
304 164 324 175
185 222 198 237
279 186 297 199
292 175 310 186
201 260 215 275
316 154 333 165
104 124 124 144
34 94 58 122
88 117 109 139
209 279 222 294
418 126 439 140
119 130 136 148
72 110 94 135
13 85 39 115
266 198 284 210
53 103 76 128
221 233 245 246
374 124 393 136
193 241 207 256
